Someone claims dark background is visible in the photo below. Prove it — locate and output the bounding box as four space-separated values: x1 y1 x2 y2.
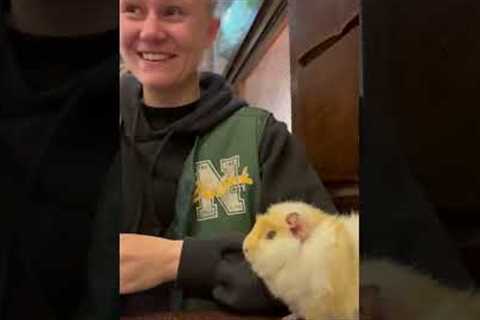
362 0 480 287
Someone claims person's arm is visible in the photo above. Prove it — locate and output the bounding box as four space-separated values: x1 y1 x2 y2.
120 235 182 294
117 233 286 314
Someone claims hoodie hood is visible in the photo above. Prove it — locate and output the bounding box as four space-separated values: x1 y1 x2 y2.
121 72 247 141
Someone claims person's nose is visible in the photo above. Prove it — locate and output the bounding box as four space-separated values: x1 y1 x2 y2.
139 14 168 43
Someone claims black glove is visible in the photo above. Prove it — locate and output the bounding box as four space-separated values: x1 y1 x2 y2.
177 233 288 315
213 238 287 314
177 234 240 296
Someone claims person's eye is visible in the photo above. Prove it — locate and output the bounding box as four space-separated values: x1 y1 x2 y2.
265 230 276 240
164 6 185 18
122 4 143 18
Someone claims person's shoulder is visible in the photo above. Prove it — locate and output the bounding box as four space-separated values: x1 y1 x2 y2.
241 107 289 133
235 105 272 118
230 106 277 135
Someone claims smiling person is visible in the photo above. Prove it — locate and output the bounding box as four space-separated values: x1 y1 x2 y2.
119 0 337 315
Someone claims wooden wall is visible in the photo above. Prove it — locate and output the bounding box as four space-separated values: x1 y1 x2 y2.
288 0 360 211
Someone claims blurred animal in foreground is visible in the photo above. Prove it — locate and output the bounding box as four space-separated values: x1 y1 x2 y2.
361 259 480 320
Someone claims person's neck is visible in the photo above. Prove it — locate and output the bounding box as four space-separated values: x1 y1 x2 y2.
5 0 117 36
143 76 201 108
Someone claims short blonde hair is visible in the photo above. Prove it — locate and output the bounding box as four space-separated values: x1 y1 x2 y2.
208 0 217 16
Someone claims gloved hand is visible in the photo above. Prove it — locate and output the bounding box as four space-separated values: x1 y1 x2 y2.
212 233 288 314
178 233 288 315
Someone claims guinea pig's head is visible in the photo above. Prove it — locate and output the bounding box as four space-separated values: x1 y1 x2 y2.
243 202 319 278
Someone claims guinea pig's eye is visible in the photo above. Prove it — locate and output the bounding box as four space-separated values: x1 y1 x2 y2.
266 230 276 240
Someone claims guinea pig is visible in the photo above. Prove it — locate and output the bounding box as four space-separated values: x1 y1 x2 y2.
243 201 359 320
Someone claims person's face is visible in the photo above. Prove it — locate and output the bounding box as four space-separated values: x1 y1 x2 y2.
120 0 219 91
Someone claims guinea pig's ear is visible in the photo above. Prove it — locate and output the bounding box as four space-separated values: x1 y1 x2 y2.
286 212 306 241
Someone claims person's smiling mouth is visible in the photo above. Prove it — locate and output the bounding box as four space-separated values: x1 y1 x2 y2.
138 52 177 62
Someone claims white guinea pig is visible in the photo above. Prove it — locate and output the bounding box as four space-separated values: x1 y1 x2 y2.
243 201 359 320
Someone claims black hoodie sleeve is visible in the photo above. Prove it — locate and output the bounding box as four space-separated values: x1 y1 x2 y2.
176 115 336 314
258 115 337 213
177 235 288 315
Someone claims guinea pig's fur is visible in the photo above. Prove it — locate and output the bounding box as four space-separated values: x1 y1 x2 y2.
243 201 359 320
243 202 480 320
361 259 480 320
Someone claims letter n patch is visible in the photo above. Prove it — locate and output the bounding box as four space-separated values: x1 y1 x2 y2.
193 155 253 221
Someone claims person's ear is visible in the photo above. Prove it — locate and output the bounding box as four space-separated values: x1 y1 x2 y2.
205 17 220 48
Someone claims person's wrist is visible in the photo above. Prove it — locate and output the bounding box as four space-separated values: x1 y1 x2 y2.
165 240 183 282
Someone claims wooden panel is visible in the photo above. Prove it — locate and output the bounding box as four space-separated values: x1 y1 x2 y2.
295 27 359 183
288 0 360 211
289 0 359 57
